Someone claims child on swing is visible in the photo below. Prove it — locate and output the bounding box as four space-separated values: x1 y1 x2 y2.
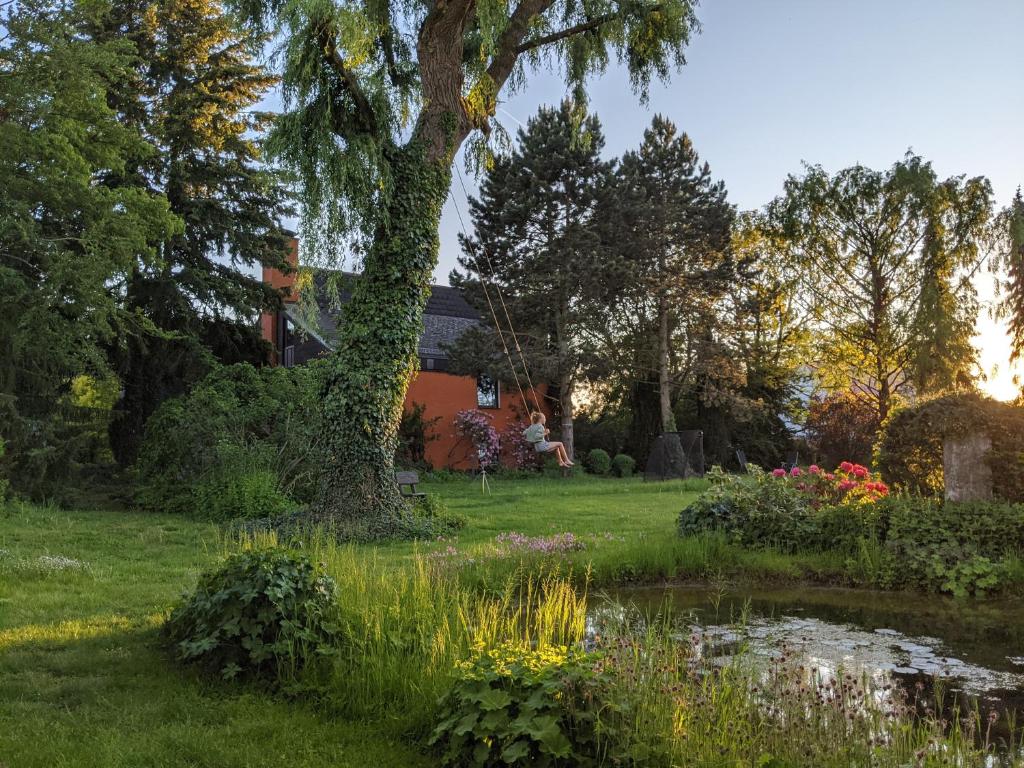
523 412 574 467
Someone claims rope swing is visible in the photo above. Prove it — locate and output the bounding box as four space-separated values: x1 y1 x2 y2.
449 166 544 416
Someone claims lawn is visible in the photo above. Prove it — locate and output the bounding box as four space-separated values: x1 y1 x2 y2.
0 475 850 767
0 476 697 767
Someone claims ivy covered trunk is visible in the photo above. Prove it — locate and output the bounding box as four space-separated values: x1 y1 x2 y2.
311 144 452 526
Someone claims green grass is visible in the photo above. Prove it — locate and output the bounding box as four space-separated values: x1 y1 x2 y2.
0 504 429 767
0 475 891 766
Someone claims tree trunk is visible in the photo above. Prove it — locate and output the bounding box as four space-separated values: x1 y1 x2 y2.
555 299 575 460
559 372 575 461
657 293 676 433
310 143 452 527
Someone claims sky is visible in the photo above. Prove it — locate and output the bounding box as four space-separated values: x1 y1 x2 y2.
277 0 1024 399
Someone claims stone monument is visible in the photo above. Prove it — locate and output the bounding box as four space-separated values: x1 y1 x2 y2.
943 432 993 502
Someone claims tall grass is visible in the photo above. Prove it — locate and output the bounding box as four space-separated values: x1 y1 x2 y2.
227 530 1021 765
233 530 587 735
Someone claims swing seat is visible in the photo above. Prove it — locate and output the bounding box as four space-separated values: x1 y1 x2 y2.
395 470 426 498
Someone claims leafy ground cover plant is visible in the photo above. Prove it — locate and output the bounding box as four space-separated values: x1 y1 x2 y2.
681 466 1024 595
164 548 338 684
880 497 1024 595
429 643 614 767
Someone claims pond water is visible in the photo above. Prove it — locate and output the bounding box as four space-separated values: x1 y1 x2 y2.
594 584 1024 753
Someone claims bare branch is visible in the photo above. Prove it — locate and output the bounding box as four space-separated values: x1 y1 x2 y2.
515 11 618 54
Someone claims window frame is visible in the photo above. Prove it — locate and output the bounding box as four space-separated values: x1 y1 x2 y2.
476 373 500 409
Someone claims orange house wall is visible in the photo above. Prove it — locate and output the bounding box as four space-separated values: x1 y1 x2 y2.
407 372 546 470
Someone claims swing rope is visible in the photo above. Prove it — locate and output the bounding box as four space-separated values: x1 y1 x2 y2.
448 167 544 416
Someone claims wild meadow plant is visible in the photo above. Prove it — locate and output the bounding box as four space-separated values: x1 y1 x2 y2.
219 530 1021 765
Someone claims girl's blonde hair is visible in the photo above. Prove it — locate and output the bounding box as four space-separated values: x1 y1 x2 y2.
530 411 544 424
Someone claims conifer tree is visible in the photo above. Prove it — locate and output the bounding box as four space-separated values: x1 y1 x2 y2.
449 102 616 460
0 0 178 489
612 116 734 453
233 0 700 524
97 0 294 464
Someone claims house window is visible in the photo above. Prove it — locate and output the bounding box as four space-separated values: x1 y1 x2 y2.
477 374 499 409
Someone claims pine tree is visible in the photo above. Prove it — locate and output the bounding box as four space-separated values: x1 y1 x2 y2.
612 116 734 454
448 102 616 460
96 0 294 464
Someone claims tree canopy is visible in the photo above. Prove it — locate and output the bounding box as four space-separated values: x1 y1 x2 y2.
768 154 993 422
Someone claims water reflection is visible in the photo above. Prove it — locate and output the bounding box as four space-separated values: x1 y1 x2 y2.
589 584 1024 760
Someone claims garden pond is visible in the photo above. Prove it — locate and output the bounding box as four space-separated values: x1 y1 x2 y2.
593 584 1024 756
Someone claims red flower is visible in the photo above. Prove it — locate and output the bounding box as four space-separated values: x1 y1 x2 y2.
839 461 854 473
852 466 868 479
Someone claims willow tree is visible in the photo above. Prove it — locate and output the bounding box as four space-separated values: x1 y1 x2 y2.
236 0 699 525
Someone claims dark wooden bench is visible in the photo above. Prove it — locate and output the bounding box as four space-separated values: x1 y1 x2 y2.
395 470 426 498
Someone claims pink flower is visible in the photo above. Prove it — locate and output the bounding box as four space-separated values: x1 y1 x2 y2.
839 480 857 492
852 465 868 479
809 465 821 474
825 473 835 481
839 461 854 473
790 467 802 477
772 468 787 478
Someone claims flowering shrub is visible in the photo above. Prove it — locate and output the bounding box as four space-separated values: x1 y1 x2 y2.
770 461 889 506
454 409 501 470
500 419 535 469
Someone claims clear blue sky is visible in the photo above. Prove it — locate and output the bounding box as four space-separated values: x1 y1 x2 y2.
272 0 1024 396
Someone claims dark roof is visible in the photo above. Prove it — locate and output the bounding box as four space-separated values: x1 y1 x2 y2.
294 271 480 359
311 272 478 319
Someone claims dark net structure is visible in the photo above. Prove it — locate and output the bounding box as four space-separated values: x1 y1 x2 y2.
645 431 705 481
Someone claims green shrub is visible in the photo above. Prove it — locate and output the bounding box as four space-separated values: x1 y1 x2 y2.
0 438 8 500
137 362 325 515
584 448 611 475
165 548 338 683
429 643 618 767
877 393 1024 501
879 497 1024 595
191 442 294 521
611 453 636 478
411 493 466 531
678 468 818 553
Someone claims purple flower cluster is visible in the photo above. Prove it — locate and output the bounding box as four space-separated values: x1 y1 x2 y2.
500 420 535 468
454 409 501 469
494 531 586 555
